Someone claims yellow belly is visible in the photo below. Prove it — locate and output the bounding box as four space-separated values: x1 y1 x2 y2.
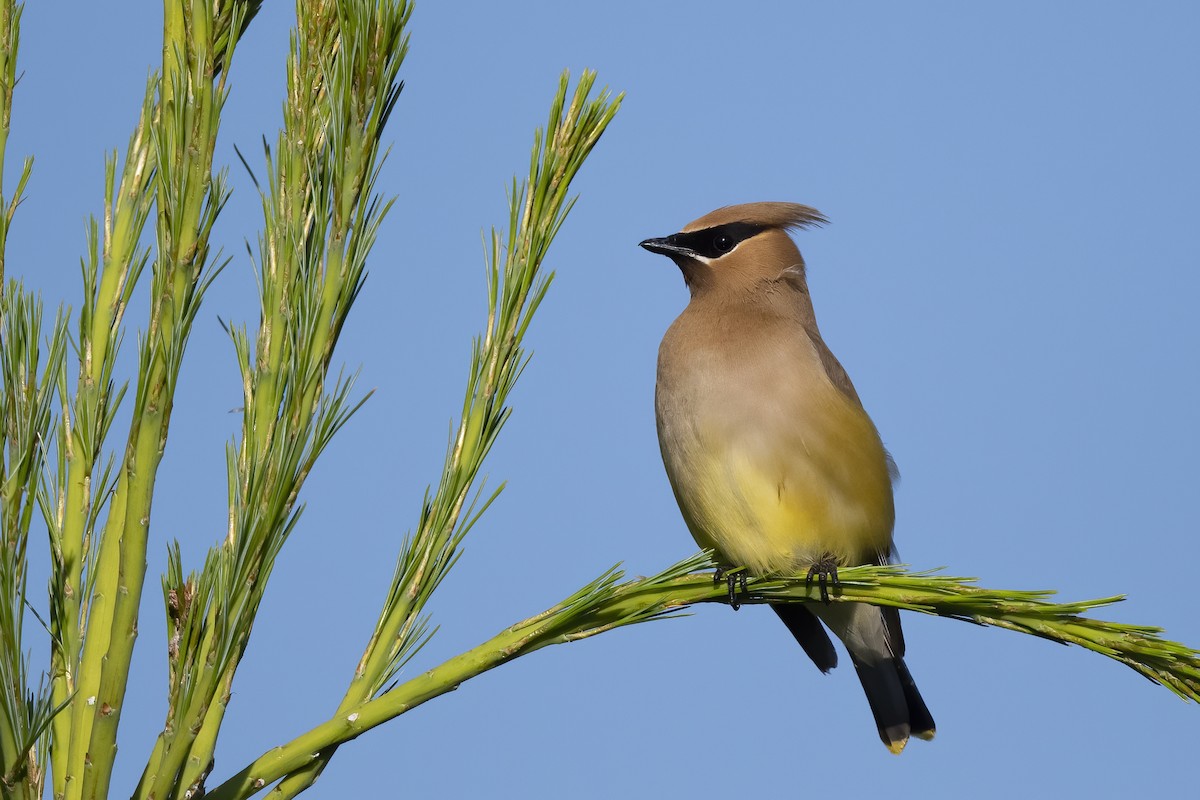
661 385 895 576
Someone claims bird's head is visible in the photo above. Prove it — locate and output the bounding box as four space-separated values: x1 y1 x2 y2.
640 202 826 295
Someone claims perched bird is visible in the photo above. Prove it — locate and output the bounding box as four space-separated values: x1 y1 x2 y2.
641 202 934 753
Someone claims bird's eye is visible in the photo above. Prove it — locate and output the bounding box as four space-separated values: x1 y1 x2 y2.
713 234 734 253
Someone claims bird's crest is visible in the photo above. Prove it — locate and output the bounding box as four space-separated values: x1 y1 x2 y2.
680 202 828 234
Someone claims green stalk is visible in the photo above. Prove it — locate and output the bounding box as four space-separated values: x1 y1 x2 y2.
51 84 155 800
208 556 698 800
0 0 23 290
0 0 12 202
143 642 225 800
0 286 67 800
209 559 1199 799
137 5 399 797
271 68 622 799
63 3 256 798
136 549 218 800
79 410 165 798
0 24 68 789
214 619 579 800
178 669 233 797
60 479 127 800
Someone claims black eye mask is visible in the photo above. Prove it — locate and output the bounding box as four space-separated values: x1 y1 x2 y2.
665 222 767 259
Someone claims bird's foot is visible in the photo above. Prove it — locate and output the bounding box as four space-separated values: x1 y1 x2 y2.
805 555 841 604
714 566 749 610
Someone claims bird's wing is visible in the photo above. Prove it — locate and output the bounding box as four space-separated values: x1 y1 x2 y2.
803 326 864 407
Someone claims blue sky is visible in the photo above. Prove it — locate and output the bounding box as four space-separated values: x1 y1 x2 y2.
8 2 1199 797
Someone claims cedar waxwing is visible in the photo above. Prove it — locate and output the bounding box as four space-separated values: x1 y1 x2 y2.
641 202 935 753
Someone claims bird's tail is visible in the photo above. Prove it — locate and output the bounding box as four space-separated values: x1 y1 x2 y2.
846 651 936 752
801 602 936 753
895 655 936 742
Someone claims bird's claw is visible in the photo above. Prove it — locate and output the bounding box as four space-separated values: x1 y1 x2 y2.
714 567 749 610
805 555 840 604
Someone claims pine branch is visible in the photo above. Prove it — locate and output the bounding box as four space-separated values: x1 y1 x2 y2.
140 3 407 798
209 556 1197 799
0 285 68 800
747 565 1200 700
266 66 623 800
64 4 261 799
205 556 1195 798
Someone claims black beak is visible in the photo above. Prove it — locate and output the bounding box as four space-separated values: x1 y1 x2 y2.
639 236 697 259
